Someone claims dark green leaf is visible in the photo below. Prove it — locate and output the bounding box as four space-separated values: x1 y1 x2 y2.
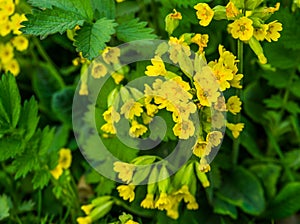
213 197 237 219
285 101 300 115
116 18 157 42
32 169 51 189
48 125 70 152
217 166 265 215
0 135 24 161
263 95 283 109
290 80 300 98
18 200 35 213
74 18 117 60
22 8 86 38
249 164 281 198
91 0 115 19
261 69 292 89
266 182 300 219
283 150 300 170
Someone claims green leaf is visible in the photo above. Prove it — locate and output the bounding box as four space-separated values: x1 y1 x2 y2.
74 18 117 60
217 166 265 215
18 200 35 213
91 0 115 20
263 95 283 109
18 98 39 141
285 101 300 115
32 63 64 118
283 150 300 170
22 8 86 38
0 74 21 128
249 164 282 198
213 197 238 219
0 195 10 221
13 152 39 179
32 169 51 189
51 87 74 127
261 69 293 89
48 125 70 152
266 182 300 219
0 135 24 161
116 19 156 42
290 80 300 98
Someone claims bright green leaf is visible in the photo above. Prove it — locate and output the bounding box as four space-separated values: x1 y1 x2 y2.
74 18 117 60
32 169 51 189
116 18 157 42
0 195 10 221
213 197 238 219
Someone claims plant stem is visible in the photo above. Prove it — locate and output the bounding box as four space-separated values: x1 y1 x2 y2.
114 198 153 218
32 37 56 69
232 40 243 165
38 190 42 220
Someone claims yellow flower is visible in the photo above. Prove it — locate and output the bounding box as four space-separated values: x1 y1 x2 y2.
173 119 195 139
206 131 223 147
155 192 170 210
229 73 243 89
227 122 244 138
76 216 92 224
253 24 268 41
103 106 120 123
81 204 94 215
0 43 14 64
117 185 135 202
11 35 29 51
209 62 234 91
191 33 209 53
193 140 209 157
0 19 11 36
194 3 214 26
58 148 72 169
265 2 280 13
145 56 167 76
265 21 282 42
165 196 180 219
125 220 139 224
226 1 240 19
79 82 88 95
50 164 63 180
1 0 15 16
121 99 143 120
199 158 211 173
168 36 191 64
10 13 27 35
91 61 107 78
3 58 20 76
194 81 220 107
145 103 158 117
229 16 254 41
140 194 155 209
113 161 135 183
187 200 199 210
226 95 242 115
111 72 124 84
102 47 120 64
101 122 116 134
129 120 148 138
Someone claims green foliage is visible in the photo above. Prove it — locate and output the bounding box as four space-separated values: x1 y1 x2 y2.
0 195 10 221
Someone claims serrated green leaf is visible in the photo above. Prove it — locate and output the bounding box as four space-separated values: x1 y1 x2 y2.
51 87 74 127
37 127 55 156
13 152 39 179
285 101 300 115
263 95 283 109
266 182 300 219
261 69 292 89
116 18 156 42
0 195 10 221
18 200 35 213
213 197 237 219
249 164 281 198
217 166 265 215
0 74 21 129
27 0 93 20
74 18 117 60
22 8 85 38
32 169 51 189
18 98 39 141
48 125 70 152
91 0 115 20
0 135 24 161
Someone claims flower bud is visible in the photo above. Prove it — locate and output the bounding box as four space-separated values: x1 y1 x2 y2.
165 9 182 36
212 5 227 20
90 200 114 221
91 196 112 207
157 165 170 193
248 37 267 64
107 87 119 107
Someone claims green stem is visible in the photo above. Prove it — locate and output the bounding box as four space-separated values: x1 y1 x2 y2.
32 37 56 69
232 40 243 165
114 198 153 218
38 190 42 220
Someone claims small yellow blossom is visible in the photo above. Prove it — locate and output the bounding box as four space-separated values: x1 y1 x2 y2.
101 122 116 134
230 16 254 41
10 13 27 35
3 58 19 76
169 9 182 20
168 36 191 64
111 72 124 84
145 103 158 117
1 0 15 16
76 216 92 224
253 24 268 41
50 165 63 180
91 62 107 78
145 56 167 76
173 119 195 139
11 35 29 51
121 99 143 120
81 204 94 215
265 21 282 42
114 161 135 183
227 122 244 138
140 194 155 209
155 192 170 210
265 2 280 13
102 47 120 64
229 73 243 89
191 33 209 53
103 106 120 123
194 3 214 26
206 131 223 147
58 148 72 169
0 43 14 64
117 185 135 202
0 19 11 36
129 120 148 138
226 1 240 19
193 140 209 157
226 95 242 115
79 82 88 95
125 220 139 224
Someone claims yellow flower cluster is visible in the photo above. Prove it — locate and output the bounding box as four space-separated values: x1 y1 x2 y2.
50 148 72 180
0 0 28 76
